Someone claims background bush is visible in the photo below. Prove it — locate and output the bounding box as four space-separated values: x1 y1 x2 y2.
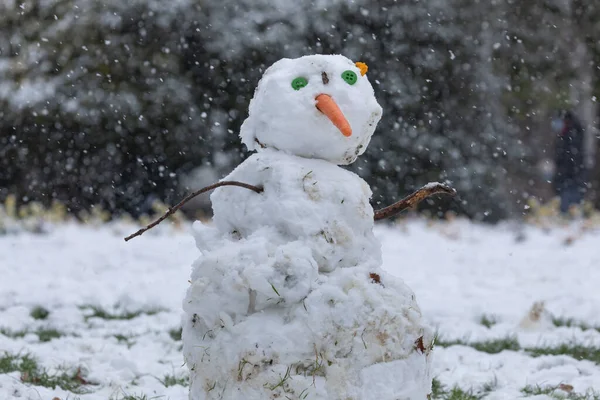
1 0 598 222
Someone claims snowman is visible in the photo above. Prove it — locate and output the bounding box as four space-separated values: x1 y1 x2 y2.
181 54 435 400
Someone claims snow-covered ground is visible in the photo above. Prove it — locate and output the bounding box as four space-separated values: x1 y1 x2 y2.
1 217 599 399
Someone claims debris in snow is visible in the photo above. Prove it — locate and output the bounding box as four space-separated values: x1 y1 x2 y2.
518 301 553 331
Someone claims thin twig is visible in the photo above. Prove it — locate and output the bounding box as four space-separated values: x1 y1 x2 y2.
123 181 263 241
374 182 457 221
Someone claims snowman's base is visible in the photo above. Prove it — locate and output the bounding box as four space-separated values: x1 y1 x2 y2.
188 351 431 400
183 239 434 400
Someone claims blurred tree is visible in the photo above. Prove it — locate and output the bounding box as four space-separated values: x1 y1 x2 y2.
0 0 220 215
1 0 596 220
187 0 531 221
570 0 600 207
497 0 599 207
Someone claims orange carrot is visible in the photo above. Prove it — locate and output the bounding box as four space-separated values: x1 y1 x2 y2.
315 94 352 137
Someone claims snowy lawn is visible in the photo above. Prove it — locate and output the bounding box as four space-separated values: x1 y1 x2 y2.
1 218 600 399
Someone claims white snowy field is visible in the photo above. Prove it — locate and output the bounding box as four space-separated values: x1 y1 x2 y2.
1 217 600 400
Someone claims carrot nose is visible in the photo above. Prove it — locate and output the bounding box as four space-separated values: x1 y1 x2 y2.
315 94 352 137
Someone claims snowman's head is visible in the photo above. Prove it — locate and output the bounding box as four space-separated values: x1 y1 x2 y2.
240 54 383 165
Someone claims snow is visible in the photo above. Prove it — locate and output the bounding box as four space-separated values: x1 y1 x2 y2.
207 149 380 272
181 54 432 399
240 54 382 165
0 223 194 400
0 219 600 399
184 221 431 399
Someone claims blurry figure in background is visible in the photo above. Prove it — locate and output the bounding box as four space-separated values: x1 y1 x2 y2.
551 110 588 214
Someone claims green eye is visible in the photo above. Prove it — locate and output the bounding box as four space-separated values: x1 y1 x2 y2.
341 70 358 85
291 77 308 90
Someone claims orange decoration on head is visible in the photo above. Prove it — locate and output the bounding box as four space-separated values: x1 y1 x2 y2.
355 62 368 76
315 94 352 137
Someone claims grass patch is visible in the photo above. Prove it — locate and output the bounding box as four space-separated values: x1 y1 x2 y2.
264 365 292 391
21 366 92 393
80 305 164 321
157 373 189 387
521 384 555 396
436 336 600 364
37 328 63 342
442 387 483 400
30 306 50 320
0 352 37 374
169 327 182 341
430 378 445 399
0 328 27 338
0 352 94 393
0 327 64 342
478 314 498 328
114 334 136 348
528 343 600 364
429 378 485 400
521 384 600 399
480 378 498 395
435 336 520 354
472 337 520 354
114 333 130 342
116 394 165 400
552 316 600 334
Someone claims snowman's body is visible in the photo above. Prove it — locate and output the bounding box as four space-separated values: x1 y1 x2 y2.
210 149 380 272
183 55 433 400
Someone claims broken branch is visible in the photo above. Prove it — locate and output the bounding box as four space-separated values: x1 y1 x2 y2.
123 181 263 242
374 182 457 221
